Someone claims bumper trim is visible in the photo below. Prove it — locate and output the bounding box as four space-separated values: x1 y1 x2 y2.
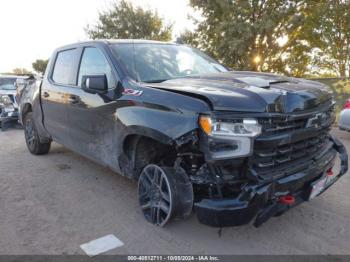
195 136 348 227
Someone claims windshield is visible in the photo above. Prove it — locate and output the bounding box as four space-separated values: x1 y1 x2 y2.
110 43 227 83
0 77 16 90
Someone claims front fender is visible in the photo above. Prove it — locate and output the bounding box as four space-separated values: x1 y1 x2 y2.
116 105 199 143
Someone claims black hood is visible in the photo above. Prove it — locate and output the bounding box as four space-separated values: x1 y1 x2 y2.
145 71 333 113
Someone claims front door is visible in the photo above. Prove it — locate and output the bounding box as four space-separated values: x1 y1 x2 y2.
65 46 120 167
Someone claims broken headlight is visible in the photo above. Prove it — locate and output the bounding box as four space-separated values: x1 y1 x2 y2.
199 116 262 159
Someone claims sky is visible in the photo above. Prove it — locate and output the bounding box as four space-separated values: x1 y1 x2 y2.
0 0 195 73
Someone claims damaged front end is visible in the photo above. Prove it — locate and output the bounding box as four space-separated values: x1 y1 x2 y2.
176 102 348 227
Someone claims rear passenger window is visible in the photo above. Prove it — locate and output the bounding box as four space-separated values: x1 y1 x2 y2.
78 47 115 88
52 49 79 85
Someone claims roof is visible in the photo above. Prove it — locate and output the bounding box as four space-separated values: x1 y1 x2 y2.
55 39 179 50
105 39 176 45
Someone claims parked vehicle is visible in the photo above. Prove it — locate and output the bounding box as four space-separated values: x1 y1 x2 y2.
339 99 350 131
18 40 348 227
0 75 26 131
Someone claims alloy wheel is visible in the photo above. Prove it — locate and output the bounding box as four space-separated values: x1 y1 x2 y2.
138 164 173 226
25 118 36 150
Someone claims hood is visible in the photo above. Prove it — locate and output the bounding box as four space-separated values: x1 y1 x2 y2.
144 71 333 113
0 89 16 96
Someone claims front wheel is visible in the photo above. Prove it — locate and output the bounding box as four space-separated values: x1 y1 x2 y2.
138 164 193 227
24 112 51 155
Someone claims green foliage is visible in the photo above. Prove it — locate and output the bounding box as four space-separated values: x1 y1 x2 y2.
183 0 350 77
314 77 350 118
32 59 48 75
86 0 173 41
178 30 200 47
12 68 32 75
186 0 310 75
303 1 350 77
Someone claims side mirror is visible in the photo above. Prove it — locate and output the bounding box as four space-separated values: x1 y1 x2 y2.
81 75 108 94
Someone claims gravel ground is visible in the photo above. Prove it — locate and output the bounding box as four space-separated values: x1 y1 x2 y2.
0 128 349 255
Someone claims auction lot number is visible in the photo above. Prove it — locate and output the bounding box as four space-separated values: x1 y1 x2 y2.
128 255 220 261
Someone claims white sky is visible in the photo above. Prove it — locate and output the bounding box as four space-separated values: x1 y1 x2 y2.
0 0 195 73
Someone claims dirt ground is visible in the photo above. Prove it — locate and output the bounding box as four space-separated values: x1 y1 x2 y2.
0 128 349 255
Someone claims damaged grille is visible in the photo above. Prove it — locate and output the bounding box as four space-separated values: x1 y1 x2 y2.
258 105 335 135
252 105 336 180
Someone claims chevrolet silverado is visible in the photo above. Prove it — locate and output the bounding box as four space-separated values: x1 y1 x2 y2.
18 40 348 227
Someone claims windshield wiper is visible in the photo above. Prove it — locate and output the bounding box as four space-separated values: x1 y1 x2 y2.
142 79 170 83
269 80 290 85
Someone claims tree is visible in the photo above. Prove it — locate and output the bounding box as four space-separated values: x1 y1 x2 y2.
12 68 32 75
178 30 200 47
186 0 310 75
32 59 49 75
303 0 350 77
86 0 173 41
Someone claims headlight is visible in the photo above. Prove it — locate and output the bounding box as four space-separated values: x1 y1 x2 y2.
0 95 12 106
199 116 261 137
199 115 262 160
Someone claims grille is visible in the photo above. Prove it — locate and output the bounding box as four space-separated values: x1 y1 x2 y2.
259 117 307 135
252 105 335 179
258 105 335 135
253 131 330 175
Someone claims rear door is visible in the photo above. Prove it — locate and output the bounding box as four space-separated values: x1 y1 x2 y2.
41 48 81 144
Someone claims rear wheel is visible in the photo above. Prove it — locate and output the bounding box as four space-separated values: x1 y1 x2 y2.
138 164 193 227
24 112 51 155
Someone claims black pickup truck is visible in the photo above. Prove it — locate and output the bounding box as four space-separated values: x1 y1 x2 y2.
18 40 348 227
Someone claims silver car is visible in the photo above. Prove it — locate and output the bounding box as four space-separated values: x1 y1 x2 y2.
0 75 24 131
339 99 350 131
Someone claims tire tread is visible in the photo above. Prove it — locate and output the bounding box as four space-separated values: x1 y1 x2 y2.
24 112 51 155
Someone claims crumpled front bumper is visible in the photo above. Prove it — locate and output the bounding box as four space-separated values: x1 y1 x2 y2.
194 136 348 227
0 107 19 122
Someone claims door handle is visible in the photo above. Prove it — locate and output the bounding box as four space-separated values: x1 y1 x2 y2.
43 92 50 98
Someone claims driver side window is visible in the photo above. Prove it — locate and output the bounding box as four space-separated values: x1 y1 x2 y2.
78 47 115 89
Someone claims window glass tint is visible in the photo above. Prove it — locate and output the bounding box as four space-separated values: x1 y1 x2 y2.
52 49 78 85
0 78 16 90
111 43 227 83
78 47 115 88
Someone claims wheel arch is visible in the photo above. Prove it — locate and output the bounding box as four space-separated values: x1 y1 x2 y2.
119 129 178 180
20 103 33 123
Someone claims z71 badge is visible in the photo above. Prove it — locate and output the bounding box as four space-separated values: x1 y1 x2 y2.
122 88 143 96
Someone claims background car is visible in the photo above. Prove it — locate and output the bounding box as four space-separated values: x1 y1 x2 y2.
339 99 350 131
0 75 28 131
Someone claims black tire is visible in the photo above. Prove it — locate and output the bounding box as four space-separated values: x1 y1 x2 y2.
138 164 193 227
24 112 51 155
